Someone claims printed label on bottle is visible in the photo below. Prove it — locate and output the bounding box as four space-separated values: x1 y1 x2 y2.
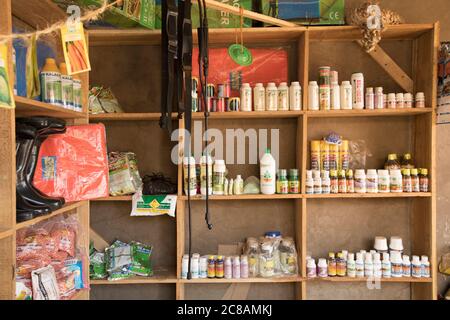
278 89 289 110
41 72 62 105
73 80 82 111
288 181 299 194
319 86 331 110
338 179 347 193
61 75 73 109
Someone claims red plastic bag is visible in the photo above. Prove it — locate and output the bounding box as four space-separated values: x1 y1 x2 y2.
33 124 108 202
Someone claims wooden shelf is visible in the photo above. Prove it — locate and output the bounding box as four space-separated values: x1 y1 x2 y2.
15 96 86 120
15 201 84 230
180 194 302 201
91 272 177 285
308 276 432 283
305 108 433 118
306 193 432 199
192 111 304 119
89 112 177 122
91 196 133 201
179 276 304 284
0 228 13 240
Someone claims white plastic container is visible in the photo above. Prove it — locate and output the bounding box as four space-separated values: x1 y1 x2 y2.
365 87 375 109
402 255 411 277
396 93 404 109
181 254 189 279
382 252 392 278
389 169 403 193
306 259 317 278
240 255 249 278
355 253 365 278
266 82 278 111
347 253 356 278
391 251 403 278
366 169 378 193
191 253 200 279
240 83 252 111
387 93 396 109
351 73 364 109
340 81 353 110
373 253 382 278
331 72 341 110
415 92 425 108
377 169 390 193
354 169 367 193
277 82 289 111
183 155 197 196
321 170 331 194
289 81 302 110
374 236 389 252
318 258 328 278
364 254 374 277
306 170 314 194
308 81 319 111
412 255 422 278
404 93 413 108
253 83 266 111
313 170 322 194
260 149 276 195
234 175 244 195
199 256 208 278
421 255 430 278
200 154 213 196
233 256 241 279
213 160 226 195
375 87 384 109
224 256 232 279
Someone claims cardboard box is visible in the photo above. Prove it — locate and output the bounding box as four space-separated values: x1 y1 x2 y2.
79 0 155 29
261 0 345 26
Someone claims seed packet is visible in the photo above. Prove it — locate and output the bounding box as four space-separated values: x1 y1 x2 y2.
130 241 153 277
90 251 107 280
0 44 15 109
60 21 91 75
105 240 132 272
31 265 60 300
108 265 133 281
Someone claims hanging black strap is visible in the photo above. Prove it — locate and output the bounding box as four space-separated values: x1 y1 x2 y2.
160 0 178 133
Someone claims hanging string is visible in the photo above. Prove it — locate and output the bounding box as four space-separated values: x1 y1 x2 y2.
0 0 121 44
240 7 244 54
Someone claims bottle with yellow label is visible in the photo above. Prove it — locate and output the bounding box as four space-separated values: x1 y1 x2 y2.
310 140 321 170
40 58 62 106
320 140 330 171
329 143 339 170
339 140 349 170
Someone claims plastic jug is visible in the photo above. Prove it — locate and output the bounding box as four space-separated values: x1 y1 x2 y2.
260 149 276 195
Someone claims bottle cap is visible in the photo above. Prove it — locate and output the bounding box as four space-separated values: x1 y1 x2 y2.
420 168 428 175
374 253 381 262
267 82 276 87
279 82 287 87
403 153 412 160
411 168 419 175
330 170 338 177
389 236 404 251
388 153 398 160
403 255 410 263
402 169 411 176
365 254 372 262
412 255 420 263
339 169 346 177
348 253 355 261
236 175 242 180
341 80 351 86
367 169 377 175
383 252 390 261
328 252 335 258
377 169 389 176
265 231 281 238
289 169 298 177
242 83 250 88
311 140 321 150
416 92 425 99
346 169 353 177
309 81 318 86
366 87 374 93
396 93 404 98
265 148 271 154
255 83 263 87
291 81 300 86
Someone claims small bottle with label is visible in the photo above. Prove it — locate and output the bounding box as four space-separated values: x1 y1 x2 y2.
277 82 289 111
411 255 422 278
338 169 347 193
72 73 83 112
276 169 289 194
347 253 356 278
354 169 367 193
419 168 429 192
365 87 375 109
391 251 403 278
421 255 430 278
308 81 319 111
373 253 382 278
265 82 278 111
313 170 322 194
411 168 420 192
306 170 314 194
364 254 374 277
234 175 244 195
402 169 412 193
402 255 411 277
318 258 328 278
382 253 392 278
240 83 252 111
396 93 404 108
254 83 266 111
374 87 384 109
321 170 331 194
355 253 365 278
387 93 396 109
336 252 347 277
327 253 337 277
330 170 338 194
40 58 63 106
59 63 74 110
306 258 317 278
389 169 403 193
288 169 300 194
377 169 390 193
289 81 302 111
366 169 378 193
346 169 355 193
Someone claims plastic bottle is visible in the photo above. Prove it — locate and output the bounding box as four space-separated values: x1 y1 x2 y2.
199 256 208 278
336 252 346 277
207 256 216 278
411 255 422 278
277 82 289 111
415 92 425 108
411 168 420 192
402 169 412 193
387 93 396 109
375 87 384 109
234 175 244 195
377 169 390 193
310 140 321 170
339 140 350 170
240 255 249 278
200 154 213 196
391 251 403 278
318 258 328 278
329 144 339 170
354 169 367 193
366 169 378 193
40 58 63 106
340 81 353 110
260 149 276 195
347 253 356 278
266 82 278 111
373 253 382 278
306 170 314 194
421 255 430 278
181 254 189 279
183 155 197 196
355 252 365 278
402 152 414 169
351 73 364 109
320 141 330 171
313 170 322 194
276 169 289 194
240 83 252 111
364 254 374 277
330 71 341 110
72 74 83 112
338 169 347 193
382 252 392 278
224 256 232 279
307 258 317 278
191 253 200 279
288 169 300 194
365 87 375 109
59 63 74 110
213 159 226 195
228 178 234 195
346 169 355 193
308 81 319 111
396 93 404 108
389 169 403 193
328 253 337 277
330 170 339 194
319 66 331 110
253 83 265 111
224 178 229 196
419 168 429 192
404 93 413 108
321 170 331 194
232 256 241 279
289 81 302 111
402 255 411 277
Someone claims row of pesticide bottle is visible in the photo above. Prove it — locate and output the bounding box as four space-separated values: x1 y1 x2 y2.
307 236 431 279
181 254 251 280
310 139 349 171
40 58 83 111
305 168 429 194
307 67 426 111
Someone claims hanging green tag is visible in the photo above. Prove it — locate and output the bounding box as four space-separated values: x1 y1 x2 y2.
228 44 253 67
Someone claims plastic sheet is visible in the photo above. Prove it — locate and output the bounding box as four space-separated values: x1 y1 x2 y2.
33 124 108 202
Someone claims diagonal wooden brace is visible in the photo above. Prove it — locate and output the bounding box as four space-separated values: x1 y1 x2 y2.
357 41 414 93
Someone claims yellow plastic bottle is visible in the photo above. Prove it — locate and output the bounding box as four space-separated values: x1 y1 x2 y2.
40 58 62 106
320 140 330 171
339 140 349 170
310 140 321 171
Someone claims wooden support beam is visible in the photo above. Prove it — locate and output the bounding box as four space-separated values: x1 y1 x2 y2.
357 41 414 93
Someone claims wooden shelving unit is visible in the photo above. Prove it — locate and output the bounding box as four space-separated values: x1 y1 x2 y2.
0 0 439 301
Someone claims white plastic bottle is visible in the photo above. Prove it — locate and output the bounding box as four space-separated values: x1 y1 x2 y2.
355 252 365 278
306 170 314 194
366 169 378 193
228 178 234 195
402 255 411 277
391 251 403 278
364 253 374 277
266 82 278 111
313 170 322 194
375 87 384 109
224 256 232 279
181 254 189 279
277 82 289 111
378 169 390 193
354 169 367 193
183 155 197 196
340 81 353 110
306 259 317 278
318 258 328 278
365 87 375 109
200 154 213 196
373 253 382 278
321 170 331 194
412 255 422 278
213 159 226 195
382 252 392 278
191 253 200 279
308 81 319 111
234 175 244 195
347 253 356 278
240 255 249 279
289 81 302 110
421 255 430 278
240 83 252 111
330 71 341 110
389 169 403 193
396 93 404 109
233 256 241 279
199 256 208 278
254 83 266 111
260 149 276 195
351 73 364 109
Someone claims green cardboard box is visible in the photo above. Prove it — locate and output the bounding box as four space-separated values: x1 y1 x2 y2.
79 0 155 29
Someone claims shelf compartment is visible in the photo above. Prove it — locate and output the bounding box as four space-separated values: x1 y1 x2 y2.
91 272 177 285
89 113 178 122
308 277 432 283
305 108 433 118
180 276 304 284
306 193 432 199
15 201 84 230
180 194 302 201
15 96 86 120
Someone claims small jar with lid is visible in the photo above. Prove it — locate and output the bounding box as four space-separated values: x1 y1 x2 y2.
288 169 299 194
276 169 289 194
374 87 384 109
365 87 375 109
354 169 367 193
385 154 401 170
402 169 412 193
308 81 319 111
377 169 390 193
266 82 278 111
401 153 414 169
387 93 396 109
404 93 413 108
383 94 388 108
419 168 429 192
411 168 420 192
415 92 425 108
306 258 317 278
330 169 339 194
389 169 403 193
366 169 378 193
396 93 404 108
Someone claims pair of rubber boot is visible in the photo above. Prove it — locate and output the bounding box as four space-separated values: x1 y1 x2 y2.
16 117 66 222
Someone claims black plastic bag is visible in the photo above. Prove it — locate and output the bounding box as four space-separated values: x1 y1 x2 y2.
142 173 177 195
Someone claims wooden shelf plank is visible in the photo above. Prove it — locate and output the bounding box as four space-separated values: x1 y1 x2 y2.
180 194 302 201
306 193 432 199
193 111 304 119
308 276 432 283
89 112 175 122
91 196 133 201
0 229 13 240
15 201 84 230
306 108 433 118
179 276 304 284
15 96 87 120
91 272 177 285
